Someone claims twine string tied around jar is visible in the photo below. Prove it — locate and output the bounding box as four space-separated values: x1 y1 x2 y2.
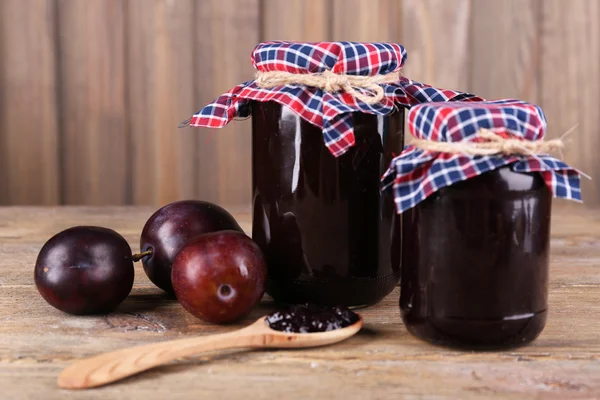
410 125 592 180
254 69 401 105
410 128 565 157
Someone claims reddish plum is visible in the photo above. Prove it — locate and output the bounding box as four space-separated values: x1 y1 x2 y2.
34 226 134 315
172 231 267 324
139 200 243 293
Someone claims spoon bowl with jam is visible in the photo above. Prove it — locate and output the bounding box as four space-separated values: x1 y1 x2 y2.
57 305 363 390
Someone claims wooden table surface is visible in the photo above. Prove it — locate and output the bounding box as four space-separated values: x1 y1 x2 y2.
1 206 599 400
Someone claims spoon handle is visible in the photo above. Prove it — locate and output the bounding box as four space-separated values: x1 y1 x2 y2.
57 325 263 390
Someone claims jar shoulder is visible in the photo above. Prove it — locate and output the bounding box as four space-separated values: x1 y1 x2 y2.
438 165 547 197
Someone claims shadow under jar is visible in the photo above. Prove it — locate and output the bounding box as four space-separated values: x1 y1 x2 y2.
252 101 404 307
400 166 551 349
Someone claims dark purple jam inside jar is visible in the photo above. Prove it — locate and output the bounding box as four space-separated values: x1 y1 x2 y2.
252 101 404 307
400 166 551 349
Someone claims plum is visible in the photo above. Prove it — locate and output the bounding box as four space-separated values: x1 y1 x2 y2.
138 200 243 293
34 226 134 315
171 231 267 324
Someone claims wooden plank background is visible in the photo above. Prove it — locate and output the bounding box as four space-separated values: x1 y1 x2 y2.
0 0 598 207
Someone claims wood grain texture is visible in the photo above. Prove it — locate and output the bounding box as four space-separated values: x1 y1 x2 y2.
57 0 128 205
402 0 471 91
126 0 197 205
192 0 260 206
1 0 600 207
332 0 402 42
470 0 541 103
0 0 60 205
262 0 331 41
540 0 600 205
0 206 599 399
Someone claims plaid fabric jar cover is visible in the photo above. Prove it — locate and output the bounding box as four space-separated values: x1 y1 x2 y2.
182 41 483 157
381 100 583 213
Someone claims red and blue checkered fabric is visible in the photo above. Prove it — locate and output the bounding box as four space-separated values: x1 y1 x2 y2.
184 41 483 157
381 100 583 213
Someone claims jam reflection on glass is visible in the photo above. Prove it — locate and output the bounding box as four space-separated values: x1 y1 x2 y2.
252 101 404 307
400 166 551 349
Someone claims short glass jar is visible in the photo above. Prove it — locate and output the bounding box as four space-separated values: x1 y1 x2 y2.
252 101 404 307
400 166 551 348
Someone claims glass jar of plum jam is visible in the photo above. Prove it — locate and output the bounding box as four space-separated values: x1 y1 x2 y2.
382 100 582 348
400 166 551 348
252 101 404 306
183 41 488 307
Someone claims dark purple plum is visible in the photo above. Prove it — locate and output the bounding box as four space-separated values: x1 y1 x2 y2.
34 226 134 315
138 200 243 293
172 231 267 324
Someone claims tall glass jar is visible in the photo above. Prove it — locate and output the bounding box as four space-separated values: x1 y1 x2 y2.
252 101 404 307
400 166 551 348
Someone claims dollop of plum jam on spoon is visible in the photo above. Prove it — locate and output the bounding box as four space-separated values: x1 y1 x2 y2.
265 304 360 333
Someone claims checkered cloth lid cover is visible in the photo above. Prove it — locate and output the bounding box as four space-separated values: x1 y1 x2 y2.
182 41 483 157
381 100 583 213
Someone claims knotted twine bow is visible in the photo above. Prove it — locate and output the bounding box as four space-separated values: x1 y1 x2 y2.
255 70 401 105
411 128 565 156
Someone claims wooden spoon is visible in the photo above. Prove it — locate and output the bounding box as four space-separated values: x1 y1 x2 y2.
57 315 363 390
